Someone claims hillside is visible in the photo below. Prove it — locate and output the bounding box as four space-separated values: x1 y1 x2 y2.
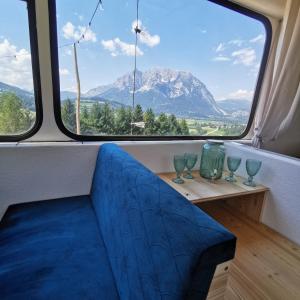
0 82 35 110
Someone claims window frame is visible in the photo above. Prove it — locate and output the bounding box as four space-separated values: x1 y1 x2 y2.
0 0 43 142
49 0 272 141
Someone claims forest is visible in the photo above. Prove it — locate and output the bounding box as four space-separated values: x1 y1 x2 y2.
0 92 246 137
0 93 34 135
61 99 190 136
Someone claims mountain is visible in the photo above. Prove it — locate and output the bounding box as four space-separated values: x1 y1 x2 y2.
0 82 35 110
1 71 252 121
217 99 252 113
0 81 127 111
85 85 113 98
60 91 77 100
86 68 225 118
61 96 129 110
217 99 252 121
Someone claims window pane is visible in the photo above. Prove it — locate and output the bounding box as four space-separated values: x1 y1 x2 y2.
56 0 268 137
0 0 37 136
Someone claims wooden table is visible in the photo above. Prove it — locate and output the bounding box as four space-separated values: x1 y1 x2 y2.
158 171 269 222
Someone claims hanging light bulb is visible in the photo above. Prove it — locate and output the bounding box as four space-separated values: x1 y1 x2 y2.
135 26 141 34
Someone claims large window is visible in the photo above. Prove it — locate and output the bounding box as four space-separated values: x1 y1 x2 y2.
0 0 42 141
51 0 271 140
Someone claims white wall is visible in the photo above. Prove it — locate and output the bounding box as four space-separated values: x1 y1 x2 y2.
225 142 300 244
0 143 98 218
0 141 204 219
122 141 204 173
1 141 299 245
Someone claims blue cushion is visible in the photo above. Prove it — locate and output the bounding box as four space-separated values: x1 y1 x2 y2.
91 144 236 300
0 196 119 300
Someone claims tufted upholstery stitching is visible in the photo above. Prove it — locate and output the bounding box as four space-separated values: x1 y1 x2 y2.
91 144 236 300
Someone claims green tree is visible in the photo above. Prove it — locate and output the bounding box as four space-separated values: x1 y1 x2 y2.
132 104 144 135
115 106 131 135
168 114 182 135
0 92 33 135
90 102 102 132
80 105 91 134
125 107 133 133
223 124 245 136
98 103 114 134
156 113 170 135
180 119 189 135
61 99 76 132
144 108 156 135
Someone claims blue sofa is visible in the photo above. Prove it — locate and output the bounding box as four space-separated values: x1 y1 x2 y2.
0 143 236 300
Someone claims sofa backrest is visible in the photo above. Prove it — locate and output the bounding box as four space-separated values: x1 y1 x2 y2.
91 144 235 300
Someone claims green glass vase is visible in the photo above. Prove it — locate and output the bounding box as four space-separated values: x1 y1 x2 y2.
200 140 225 180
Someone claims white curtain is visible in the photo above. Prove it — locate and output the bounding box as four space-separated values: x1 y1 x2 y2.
252 0 300 148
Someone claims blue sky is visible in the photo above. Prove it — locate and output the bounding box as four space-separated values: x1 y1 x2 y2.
0 0 266 101
0 0 33 90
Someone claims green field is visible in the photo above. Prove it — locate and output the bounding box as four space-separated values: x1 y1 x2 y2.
185 118 246 136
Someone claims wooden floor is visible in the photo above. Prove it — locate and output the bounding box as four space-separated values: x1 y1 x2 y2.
199 202 300 300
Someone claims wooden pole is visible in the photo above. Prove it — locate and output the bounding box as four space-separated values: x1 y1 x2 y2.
73 43 81 134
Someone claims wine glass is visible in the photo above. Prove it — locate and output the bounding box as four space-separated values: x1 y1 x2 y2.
183 153 198 179
225 156 241 182
172 155 186 184
243 159 262 187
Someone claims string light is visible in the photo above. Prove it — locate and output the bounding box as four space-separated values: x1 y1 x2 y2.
131 0 141 135
59 0 103 49
0 52 31 60
0 1 103 58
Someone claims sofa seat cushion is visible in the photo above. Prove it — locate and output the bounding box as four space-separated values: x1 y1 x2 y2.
0 196 119 300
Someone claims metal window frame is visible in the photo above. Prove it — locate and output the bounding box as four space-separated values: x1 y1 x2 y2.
0 0 43 142
49 0 272 141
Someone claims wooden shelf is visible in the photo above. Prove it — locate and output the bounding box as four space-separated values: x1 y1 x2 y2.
158 171 268 204
158 171 269 222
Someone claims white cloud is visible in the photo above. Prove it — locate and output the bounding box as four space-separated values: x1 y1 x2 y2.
215 39 244 54
131 20 160 47
59 68 70 76
74 12 84 21
228 89 254 100
62 22 97 42
101 38 143 57
101 39 116 52
215 43 226 53
228 39 244 47
201 29 207 34
64 86 77 93
250 34 265 44
101 20 159 58
0 39 33 90
248 63 261 77
62 22 77 39
64 48 72 56
232 47 256 66
213 55 231 62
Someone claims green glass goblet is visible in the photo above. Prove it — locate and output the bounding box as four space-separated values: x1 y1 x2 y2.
172 155 186 184
243 159 262 187
183 153 198 179
225 156 241 182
